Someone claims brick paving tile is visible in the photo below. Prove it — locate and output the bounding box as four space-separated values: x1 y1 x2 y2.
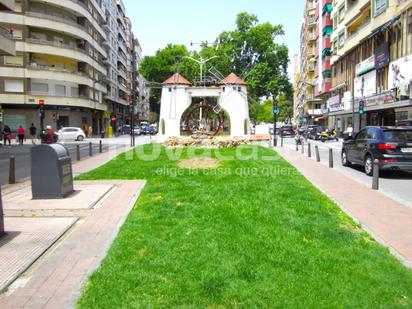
0 180 145 308
277 146 412 268
0 218 78 293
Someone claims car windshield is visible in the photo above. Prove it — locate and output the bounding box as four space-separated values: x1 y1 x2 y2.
383 130 412 142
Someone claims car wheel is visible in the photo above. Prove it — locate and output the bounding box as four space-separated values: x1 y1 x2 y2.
364 155 374 176
341 150 351 167
77 135 84 141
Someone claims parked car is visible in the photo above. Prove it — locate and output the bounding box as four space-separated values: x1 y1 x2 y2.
142 125 156 135
118 125 131 135
279 125 295 137
398 119 412 127
132 126 141 135
341 126 412 176
56 127 86 141
306 126 324 140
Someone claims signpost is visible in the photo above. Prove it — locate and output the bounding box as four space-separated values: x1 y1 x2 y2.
273 96 279 147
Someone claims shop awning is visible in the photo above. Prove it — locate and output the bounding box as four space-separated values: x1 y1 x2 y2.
371 16 401 37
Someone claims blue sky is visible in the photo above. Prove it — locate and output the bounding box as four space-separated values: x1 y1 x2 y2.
124 0 304 77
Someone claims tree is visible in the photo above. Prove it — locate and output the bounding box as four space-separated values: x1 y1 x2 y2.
139 12 293 121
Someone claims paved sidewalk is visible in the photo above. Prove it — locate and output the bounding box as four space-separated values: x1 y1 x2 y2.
276 146 412 269
0 180 145 308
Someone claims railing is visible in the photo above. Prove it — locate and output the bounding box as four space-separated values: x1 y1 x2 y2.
26 11 84 29
0 26 13 39
27 37 86 53
347 19 371 40
28 63 88 77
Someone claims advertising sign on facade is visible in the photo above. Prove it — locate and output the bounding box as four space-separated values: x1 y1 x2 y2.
343 91 353 110
355 56 375 76
374 42 390 69
364 90 395 107
327 95 343 112
354 70 377 99
388 54 412 97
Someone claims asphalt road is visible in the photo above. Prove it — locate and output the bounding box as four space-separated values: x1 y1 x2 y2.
0 140 124 186
281 137 412 208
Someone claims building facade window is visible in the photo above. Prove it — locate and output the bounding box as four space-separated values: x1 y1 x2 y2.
5 80 24 93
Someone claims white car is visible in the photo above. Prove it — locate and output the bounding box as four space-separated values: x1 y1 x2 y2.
57 127 86 141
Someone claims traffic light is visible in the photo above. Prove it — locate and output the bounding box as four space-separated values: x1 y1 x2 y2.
359 100 365 115
38 99 45 106
273 99 279 115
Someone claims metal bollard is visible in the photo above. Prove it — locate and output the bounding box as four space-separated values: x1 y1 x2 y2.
89 142 93 157
0 186 4 235
295 140 299 151
99 140 103 153
9 156 15 184
308 143 311 158
372 159 380 190
301 141 304 154
281 135 283 147
329 148 334 168
315 145 320 162
76 145 81 161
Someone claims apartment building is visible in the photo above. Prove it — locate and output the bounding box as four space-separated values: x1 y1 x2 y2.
0 0 141 134
328 0 412 132
295 0 333 127
0 0 15 56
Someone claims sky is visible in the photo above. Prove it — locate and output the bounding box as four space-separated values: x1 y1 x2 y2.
123 0 305 79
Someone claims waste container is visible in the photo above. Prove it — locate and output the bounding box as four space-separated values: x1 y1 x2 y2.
31 144 74 199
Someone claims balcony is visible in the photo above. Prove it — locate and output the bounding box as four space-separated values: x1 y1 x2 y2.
23 38 107 74
306 48 315 57
102 22 110 32
117 68 127 80
102 39 111 49
322 15 333 28
0 26 15 56
28 63 87 76
323 59 332 71
345 0 370 26
307 32 316 41
322 37 331 51
307 16 317 27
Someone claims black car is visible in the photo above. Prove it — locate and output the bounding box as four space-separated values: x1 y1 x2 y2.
342 126 412 176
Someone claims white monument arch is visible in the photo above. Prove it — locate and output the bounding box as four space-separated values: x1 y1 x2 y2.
158 72 251 142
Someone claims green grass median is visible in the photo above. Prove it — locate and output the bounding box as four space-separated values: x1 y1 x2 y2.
77 145 412 308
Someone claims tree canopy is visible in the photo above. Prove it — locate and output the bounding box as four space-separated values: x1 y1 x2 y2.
139 12 293 122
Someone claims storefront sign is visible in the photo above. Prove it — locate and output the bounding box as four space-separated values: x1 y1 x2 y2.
364 90 395 107
356 56 375 76
327 95 343 112
354 70 377 99
374 43 389 69
388 54 412 97
343 91 353 110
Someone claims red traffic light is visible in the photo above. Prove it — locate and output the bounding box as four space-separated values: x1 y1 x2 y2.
38 99 45 106
111 116 117 123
